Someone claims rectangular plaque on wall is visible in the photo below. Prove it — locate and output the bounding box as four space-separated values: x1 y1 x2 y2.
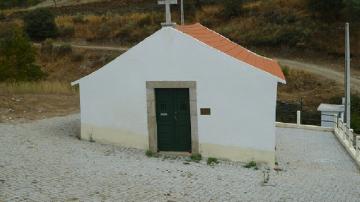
200 108 211 115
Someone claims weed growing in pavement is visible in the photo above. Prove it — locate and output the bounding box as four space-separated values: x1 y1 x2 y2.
190 153 202 163
244 161 257 169
207 157 219 166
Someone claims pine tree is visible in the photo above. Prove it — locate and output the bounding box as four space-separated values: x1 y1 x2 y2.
0 26 45 81
307 0 344 21
23 8 58 41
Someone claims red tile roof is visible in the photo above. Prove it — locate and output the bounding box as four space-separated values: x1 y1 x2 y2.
176 23 286 82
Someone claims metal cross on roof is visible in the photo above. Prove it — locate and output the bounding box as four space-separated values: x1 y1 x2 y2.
158 0 177 26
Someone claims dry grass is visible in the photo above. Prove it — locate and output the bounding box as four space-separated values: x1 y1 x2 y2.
36 47 120 82
194 5 222 26
56 12 160 44
0 20 23 31
56 15 73 27
29 0 103 9
196 5 221 19
0 93 79 123
0 81 77 95
278 69 342 109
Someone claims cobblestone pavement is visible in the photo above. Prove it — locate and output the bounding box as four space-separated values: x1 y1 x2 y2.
0 115 360 202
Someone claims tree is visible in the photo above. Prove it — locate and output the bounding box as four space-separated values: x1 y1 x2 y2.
0 0 40 9
351 94 360 134
23 8 58 41
0 25 45 81
183 0 201 19
344 0 360 22
307 0 344 21
222 0 244 19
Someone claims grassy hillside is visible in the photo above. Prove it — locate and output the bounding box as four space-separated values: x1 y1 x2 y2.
0 0 43 9
2 0 360 58
2 0 358 60
0 0 359 131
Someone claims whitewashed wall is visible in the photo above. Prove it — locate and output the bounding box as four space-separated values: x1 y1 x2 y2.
77 27 280 160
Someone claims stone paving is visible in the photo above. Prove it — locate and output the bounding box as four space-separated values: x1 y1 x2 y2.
0 114 360 202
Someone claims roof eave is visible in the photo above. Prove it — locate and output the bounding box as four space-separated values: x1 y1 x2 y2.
278 78 286 84
71 79 81 86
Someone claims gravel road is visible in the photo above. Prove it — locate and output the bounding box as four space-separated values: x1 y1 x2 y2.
1 114 360 201
279 58 360 93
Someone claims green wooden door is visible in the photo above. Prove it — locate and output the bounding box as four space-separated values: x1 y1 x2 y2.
155 88 191 152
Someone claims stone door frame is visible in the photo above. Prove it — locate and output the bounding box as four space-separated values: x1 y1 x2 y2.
146 81 199 154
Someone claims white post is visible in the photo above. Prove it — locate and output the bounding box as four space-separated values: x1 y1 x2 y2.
340 97 345 121
344 22 351 128
297 110 301 126
356 136 360 157
346 127 350 144
180 0 184 25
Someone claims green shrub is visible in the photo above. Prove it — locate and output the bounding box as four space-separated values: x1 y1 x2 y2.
207 157 219 165
183 0 198 20
97 23 112 39
306 0 344 21
71 52 84 62
103 53 119 63
145 150 159 158
23 8 58 41
281 65 290 78
136 14 152 27
115 22 139 44
58 24 75 38
53 43 72 56
344 0 360 22
40 38 54 55
218 15 312 48
89 133 95 142
0 0 41 9
351 94 360 134
190 153 202 162
243 161 257 168
0 12 5 20
0 26 46 81
72 13 86 23
221 0 244 19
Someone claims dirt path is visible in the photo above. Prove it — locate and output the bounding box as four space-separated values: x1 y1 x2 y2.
33 42 128 52
11 0 156 17
29 0 102 9
69 43 128 51
278 58 360 93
